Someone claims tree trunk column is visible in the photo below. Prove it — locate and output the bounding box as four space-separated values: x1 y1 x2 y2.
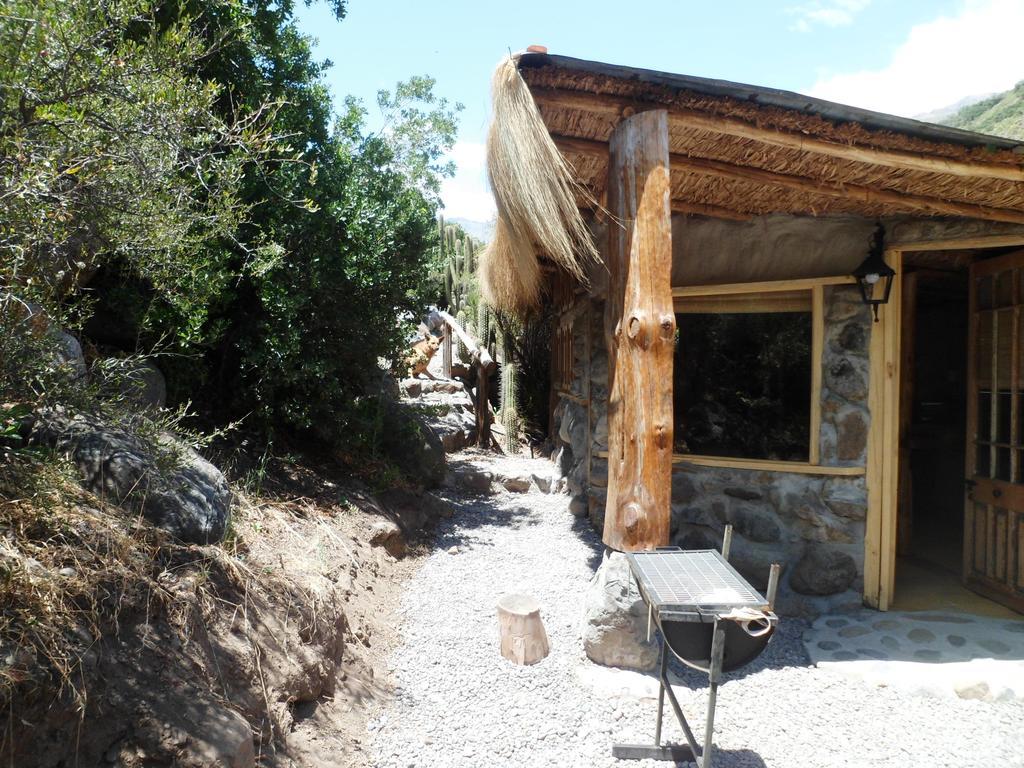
603 109 674 552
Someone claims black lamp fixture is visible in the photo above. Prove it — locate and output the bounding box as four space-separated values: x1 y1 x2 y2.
853 222 895 322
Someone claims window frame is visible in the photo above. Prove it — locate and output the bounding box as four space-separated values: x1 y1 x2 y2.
670 275 862 476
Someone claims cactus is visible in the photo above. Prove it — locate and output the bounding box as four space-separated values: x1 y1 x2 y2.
455 309 469 360
477 299 490 348
464 236 475 277
500 360 520 454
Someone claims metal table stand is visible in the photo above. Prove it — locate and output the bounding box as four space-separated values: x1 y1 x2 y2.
612 617 726 766
612 527 780 768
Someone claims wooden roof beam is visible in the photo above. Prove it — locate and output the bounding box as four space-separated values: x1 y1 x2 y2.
670 200 753 221
553 134 1024 225
534 88 1024 183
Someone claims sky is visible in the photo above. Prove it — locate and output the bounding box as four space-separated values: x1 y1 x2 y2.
295 0 1024 224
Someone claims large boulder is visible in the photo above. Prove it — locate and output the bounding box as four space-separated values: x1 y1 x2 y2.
52 331 87 381
581 551 658 671
790 545 857 596
118 359 167 410
380 400 446 487
28 409 231 544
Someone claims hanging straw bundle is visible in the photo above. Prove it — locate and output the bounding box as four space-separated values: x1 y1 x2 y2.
481 55 599 314
479 218 540 315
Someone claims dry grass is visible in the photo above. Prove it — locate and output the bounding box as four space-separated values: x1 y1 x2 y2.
0 453 255 746
482 56 598 313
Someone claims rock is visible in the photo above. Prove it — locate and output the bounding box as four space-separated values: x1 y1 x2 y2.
592 412 608 451
836 406 868 462
671 472 698 504
29 409 231 544
566 465 585 496
569 495 588 517
531 473 554 493
381 401 446 487
452 467 493 494
954 681 992 701
190 707 255 768
400 379 423 398
370 520 406 558
379 487 452 531
581 552 658 671
116 360 166 410
676 525 719 551
727 537 789 591
417 379 465 395
53 331 87 380
836 320 867 355
790 545 857 596
818 420 838 463
723 486 761 501
501 475 532 493
725 502 782 544
670 503 718 530
826 500 867 520
824 355 869 403
553 445 574 478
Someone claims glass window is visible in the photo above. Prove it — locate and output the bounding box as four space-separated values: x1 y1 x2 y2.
673 311 812 461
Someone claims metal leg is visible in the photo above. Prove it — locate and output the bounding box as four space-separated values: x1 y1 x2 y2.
660 666 702 757
613 637 701 763
613 618 727 765
702 621 727 768
654 642 666 746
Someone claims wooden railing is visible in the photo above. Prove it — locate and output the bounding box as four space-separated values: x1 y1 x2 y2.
437 310 495 447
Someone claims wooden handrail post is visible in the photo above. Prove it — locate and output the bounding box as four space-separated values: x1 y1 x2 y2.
476 363 490 447
437 309 496 374
442 321 452 378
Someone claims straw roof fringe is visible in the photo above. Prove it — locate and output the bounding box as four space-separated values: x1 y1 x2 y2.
522 61 1024 223
482 56 599 313
479 218 541 314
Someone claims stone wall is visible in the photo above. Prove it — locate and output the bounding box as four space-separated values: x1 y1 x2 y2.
550 214 885 615
550 214 1024 614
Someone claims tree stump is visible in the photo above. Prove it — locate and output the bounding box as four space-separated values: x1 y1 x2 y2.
496 594 549 665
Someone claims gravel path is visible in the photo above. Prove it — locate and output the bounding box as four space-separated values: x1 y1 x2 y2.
368 451 1024 768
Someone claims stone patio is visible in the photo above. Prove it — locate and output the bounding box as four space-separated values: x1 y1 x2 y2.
804 611 1024 701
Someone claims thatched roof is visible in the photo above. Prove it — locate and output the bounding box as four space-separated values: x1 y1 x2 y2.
518 52 1024 224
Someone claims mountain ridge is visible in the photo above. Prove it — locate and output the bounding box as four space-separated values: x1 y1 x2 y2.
938 81 1024 140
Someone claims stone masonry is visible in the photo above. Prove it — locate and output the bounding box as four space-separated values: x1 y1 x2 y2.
552 284 873 616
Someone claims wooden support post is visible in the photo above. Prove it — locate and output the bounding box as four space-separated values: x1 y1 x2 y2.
442 322 452 379
476 363 490 447
603 110 675 552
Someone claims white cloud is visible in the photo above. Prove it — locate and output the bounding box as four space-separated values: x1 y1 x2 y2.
439 141 496 223
808 0 1024 117
788 0 870 32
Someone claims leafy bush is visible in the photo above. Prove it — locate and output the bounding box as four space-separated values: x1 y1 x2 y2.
1 0 461 459
0 0 273 327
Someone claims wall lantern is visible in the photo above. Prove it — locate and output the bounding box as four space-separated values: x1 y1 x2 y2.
853 223 895 322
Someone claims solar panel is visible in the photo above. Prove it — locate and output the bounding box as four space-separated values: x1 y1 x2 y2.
627 549 767 611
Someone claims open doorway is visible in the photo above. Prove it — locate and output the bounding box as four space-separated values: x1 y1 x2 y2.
902 267 968 569
894 249 1023 618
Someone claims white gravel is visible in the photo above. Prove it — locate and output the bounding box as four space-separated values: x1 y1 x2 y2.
368 452 1024 768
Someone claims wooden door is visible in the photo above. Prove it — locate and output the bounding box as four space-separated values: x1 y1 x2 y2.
966 249 1024 613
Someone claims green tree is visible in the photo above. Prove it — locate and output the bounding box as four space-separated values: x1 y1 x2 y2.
147 0 463 447
0 0 273 326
